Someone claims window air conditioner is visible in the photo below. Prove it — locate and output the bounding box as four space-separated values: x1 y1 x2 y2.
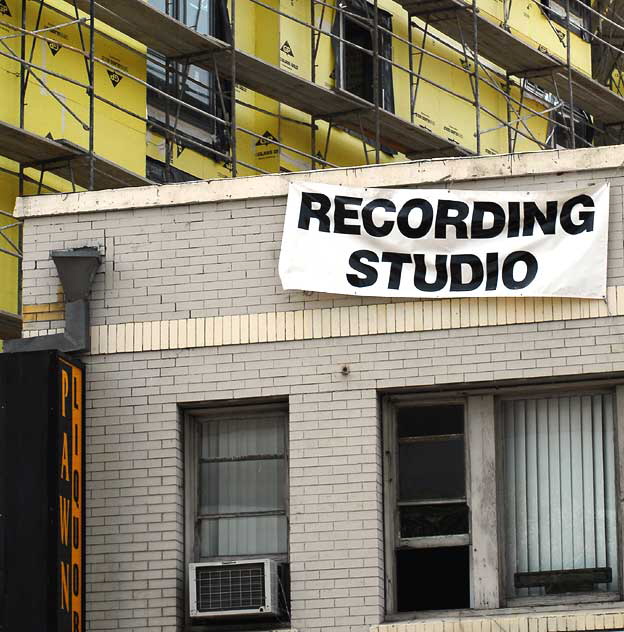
189 559 280 618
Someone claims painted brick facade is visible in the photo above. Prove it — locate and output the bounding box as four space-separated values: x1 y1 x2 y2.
15 148 624 632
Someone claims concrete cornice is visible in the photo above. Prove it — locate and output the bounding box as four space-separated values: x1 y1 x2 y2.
14 145 624 219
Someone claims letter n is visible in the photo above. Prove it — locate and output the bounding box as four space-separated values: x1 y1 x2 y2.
60 562 70 611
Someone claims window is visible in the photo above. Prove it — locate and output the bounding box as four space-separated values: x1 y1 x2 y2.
185 404 290 623
385 402 471 613
502 393 619 599
539 0 591 41
189 405 288 560
551 105 594 149
332 0 395 113
384 387 621 617
146 0 232 162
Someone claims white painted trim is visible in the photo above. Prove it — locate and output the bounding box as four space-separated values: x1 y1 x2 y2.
14 145 624 218
22 286 621 355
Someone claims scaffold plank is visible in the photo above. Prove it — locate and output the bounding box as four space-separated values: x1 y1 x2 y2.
332 89 473 156
53 140 155 190
74 0 228 59
213 50 363 117
0 121 80 165
401 0 624 125
0 121 153 191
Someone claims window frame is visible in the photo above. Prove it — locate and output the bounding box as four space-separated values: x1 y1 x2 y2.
383 395 483 615
146 0 232 161
383 382 624 620
333 0 395 114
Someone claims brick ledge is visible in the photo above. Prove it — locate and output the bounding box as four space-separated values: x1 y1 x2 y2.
374 607 624 632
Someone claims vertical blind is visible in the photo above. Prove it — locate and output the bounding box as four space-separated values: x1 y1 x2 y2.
199 412 287 558
503 393 618 597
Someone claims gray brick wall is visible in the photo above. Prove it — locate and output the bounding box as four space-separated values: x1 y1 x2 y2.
17 162 624 632
21 169 624 330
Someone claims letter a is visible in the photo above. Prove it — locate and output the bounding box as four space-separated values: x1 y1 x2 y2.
60 432 70 481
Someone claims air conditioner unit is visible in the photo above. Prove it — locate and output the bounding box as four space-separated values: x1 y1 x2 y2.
189 559 280 618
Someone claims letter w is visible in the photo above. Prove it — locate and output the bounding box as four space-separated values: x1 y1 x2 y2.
60 496 70 546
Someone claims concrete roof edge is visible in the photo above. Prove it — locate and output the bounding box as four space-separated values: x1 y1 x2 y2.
14 145 624 219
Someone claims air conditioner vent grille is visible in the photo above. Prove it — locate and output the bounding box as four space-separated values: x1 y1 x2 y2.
196 563 266 612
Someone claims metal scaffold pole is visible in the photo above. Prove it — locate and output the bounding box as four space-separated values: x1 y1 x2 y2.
565 0 575 148
164 58 173 180
88 0 95 190
505 72 513 154
472 0 481 155
310 0 316 170
372 0 380 164
18 0 26 196
230 0 237 176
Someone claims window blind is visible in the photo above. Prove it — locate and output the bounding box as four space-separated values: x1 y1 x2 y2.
503 393 618 597
199 412 287 558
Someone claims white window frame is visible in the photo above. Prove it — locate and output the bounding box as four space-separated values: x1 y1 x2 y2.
383 382 624 619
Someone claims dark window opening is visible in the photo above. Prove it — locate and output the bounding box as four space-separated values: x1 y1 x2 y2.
397 404 463 437
392 404 470 613
399 503 469 539
539 0 592 41
146 157 198 184
398 437 465 501
397 405 465 505
396 547 470 612
552 105 594 148
146 0 232 163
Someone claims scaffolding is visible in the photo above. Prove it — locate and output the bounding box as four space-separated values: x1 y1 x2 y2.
0 208 21 339
1 0 624 194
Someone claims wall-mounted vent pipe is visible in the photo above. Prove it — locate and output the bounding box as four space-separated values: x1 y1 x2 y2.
4 247 102 354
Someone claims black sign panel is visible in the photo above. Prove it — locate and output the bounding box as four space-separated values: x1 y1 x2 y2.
0 351 84 632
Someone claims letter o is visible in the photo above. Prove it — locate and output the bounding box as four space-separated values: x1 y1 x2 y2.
73 563 80 596
502 251 538 290
397 199 433 238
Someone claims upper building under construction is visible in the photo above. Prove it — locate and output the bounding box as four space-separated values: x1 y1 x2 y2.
0 0 623 339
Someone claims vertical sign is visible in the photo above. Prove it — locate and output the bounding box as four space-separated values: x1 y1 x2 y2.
58 357 84 632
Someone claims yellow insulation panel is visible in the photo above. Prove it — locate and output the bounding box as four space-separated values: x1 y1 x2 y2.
23 1 146 176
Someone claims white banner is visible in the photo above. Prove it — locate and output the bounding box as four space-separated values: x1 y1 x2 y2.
278 182 610 299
